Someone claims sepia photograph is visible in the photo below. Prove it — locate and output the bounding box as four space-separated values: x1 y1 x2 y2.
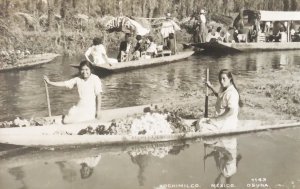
0 0 300 188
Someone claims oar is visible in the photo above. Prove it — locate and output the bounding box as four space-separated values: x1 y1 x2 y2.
203 68 209 173
204 143 206 172
174 32 177 54
204 68 209 118
44 80 52 117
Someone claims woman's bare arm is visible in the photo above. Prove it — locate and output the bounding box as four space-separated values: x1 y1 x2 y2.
44 76 66 87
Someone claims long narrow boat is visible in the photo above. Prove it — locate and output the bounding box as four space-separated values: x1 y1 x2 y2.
0 53 60 72
71 51 194 73
191 41 300 53
0 104 299 147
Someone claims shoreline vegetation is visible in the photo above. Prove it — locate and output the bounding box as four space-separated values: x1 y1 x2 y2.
0 0 300 122
1 0 299 55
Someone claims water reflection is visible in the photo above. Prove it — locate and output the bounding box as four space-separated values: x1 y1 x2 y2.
128 142 190 186
1 129 300 189
56 155 101 181
203 136 241 188
8 167 27 189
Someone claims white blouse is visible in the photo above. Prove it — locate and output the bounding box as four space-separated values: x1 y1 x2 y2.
85 44 107 65
63 74 102 121
161 20 181 38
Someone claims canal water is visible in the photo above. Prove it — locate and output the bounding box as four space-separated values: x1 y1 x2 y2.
0 50 300 188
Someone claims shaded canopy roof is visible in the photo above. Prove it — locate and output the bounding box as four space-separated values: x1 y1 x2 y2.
105 16 150 36
259 10 300 21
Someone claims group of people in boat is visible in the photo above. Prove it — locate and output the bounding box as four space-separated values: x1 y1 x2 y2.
190 9 234 44
83 12 182 66
231 19 300 43
116 13 181 62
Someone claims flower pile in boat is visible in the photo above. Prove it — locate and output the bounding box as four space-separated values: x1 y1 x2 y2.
130 113 173 135
0 117 43 128
78 106 196 136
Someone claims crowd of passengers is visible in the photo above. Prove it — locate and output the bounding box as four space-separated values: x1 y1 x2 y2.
203 21 300 44
116 33 176 62
84 13 181 65
229 21 300 43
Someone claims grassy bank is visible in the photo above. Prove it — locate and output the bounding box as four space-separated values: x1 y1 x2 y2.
156 68 300 122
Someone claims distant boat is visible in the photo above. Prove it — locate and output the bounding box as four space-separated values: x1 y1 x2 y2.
192 41 300 53
0 53 60 72
192 10 300 53
71 51 194 74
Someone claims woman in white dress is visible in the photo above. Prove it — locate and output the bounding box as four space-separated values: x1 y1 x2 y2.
85 37 117 65
198 69 242 132
44 60 102 124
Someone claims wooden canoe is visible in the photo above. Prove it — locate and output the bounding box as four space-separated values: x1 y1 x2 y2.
191 41 300 53
71 51 194 73
0 53 60 72
0 102 299 147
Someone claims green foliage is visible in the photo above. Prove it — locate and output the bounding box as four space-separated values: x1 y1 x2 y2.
1 0 300 55
265 83 300 117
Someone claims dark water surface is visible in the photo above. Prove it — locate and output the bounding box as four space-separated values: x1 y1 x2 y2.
1 51 300 188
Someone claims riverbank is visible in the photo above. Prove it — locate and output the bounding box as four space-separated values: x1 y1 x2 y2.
157 68 300 122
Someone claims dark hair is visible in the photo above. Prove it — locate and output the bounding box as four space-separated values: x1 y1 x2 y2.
125 33 132 38
217 27 222 32
92 37 103 46
169 33 174 39
80 163 94 179
136 35 142 40
218 69 243 107
79 60 93 71
147 36 153 42
279 27 285 32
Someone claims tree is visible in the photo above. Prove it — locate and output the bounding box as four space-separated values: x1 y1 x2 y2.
46 0 54 31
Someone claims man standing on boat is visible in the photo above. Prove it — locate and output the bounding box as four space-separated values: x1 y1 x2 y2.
161 13 181 54
117 33 132 62
197 9 207 43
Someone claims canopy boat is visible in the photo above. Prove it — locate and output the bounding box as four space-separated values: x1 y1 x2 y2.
0 53 60 72
0 104 299 148
71 51 194 73
192 10 300 53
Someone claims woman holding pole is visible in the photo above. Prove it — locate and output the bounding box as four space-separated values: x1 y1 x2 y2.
197 69 242 132
43 60 102 124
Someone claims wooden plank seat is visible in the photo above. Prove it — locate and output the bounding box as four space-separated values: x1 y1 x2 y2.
257 33 266 42
156 50 172 57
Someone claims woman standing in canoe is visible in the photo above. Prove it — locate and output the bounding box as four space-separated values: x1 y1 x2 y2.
44 60 102 124
198 69 242 132
85 37 117 65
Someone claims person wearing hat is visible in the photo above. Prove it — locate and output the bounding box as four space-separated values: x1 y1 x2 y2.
160 13 181 54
